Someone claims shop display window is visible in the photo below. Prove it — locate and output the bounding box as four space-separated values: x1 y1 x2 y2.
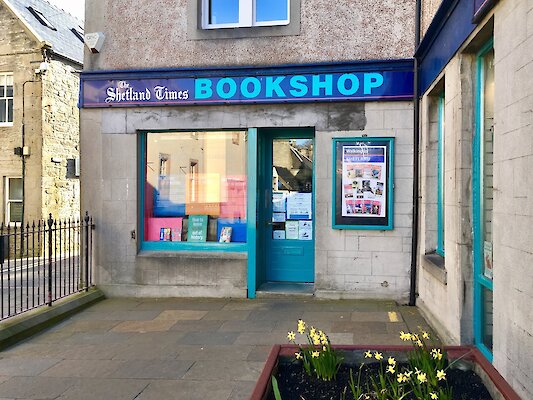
144 131 247 244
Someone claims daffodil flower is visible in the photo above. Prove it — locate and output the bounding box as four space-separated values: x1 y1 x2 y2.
405 370 413 378
417 372 427 383
311 351 320 358
374 352 383 361
287 331 296 341
437 369 446 381
295 352 303 360
297 320 306 334
416 339 423 347
364 350 373 358
422 331 430 339
397 373 404 383
386 365 395 374
309 327 316 337
388 357 396 366
430 393 438 399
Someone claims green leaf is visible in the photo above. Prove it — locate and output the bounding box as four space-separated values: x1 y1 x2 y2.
272 376 283 400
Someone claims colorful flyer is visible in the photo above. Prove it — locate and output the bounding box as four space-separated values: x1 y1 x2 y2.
341 145 387 218
285 220 299 240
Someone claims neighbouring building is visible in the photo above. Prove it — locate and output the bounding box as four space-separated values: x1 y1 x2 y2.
0 0 83 227
416 0 533 397
79 0 532 397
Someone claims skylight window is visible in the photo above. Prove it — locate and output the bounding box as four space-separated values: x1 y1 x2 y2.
27 6 56 30
71 28 84 42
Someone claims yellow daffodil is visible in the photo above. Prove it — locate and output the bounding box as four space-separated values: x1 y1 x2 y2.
399 331 409 341
437 369 446 381
312 336 321 346
404 370 413 378
417 372 427 383
412 333 420 341
297 320 306 334
287 331 296 341
397 373 404 383
374 352 383 361
388 357 396 366
364 350 373 358
322 346 327 351
414 367 421 374
416 339 423 347
386 365 395 374
311 351 320 358
430 392 438 399
295 352 303 360
309 327 316 337
431 348 443 360
422 331 430 339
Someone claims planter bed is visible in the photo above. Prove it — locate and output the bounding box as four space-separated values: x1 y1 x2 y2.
251 345 521 400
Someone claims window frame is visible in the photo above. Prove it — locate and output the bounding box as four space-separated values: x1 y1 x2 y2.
139 130 249 253
5 177 23 225
436 92 445 257
0 72 14 127
201 0 290 30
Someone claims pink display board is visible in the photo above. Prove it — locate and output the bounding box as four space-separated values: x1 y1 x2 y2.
219 177 247 219
146 217 183 241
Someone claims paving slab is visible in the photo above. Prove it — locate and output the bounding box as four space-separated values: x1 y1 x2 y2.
0 297 438 400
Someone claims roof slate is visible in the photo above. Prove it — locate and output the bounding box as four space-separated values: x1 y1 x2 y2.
4 0 83 64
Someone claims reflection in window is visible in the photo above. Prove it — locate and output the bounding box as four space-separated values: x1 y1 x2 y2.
6 177 22 223
204 0 289 28
0 73 14 125
144 131 247 243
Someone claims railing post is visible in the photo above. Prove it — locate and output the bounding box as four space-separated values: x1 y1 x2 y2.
84 211 90 292
47 214 53 306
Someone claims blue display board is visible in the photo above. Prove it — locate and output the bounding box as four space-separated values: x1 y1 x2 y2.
80 60 414 108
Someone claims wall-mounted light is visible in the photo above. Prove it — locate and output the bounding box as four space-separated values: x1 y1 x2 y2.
51 157 63 163
85 32 105 53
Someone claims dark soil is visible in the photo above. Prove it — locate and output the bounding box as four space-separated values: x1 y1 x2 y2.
269 362 493 400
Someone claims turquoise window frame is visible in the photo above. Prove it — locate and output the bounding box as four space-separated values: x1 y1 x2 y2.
473 39 494 363
436 93 445 257
331 137 394 230
138 129 255 253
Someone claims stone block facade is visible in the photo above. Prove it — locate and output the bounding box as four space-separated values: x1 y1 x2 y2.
0 1 81 224
417 0 533 397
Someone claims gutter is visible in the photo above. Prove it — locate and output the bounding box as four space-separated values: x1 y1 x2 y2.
409 0 422 306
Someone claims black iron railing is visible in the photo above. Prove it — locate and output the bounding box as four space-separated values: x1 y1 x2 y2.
0 212 94 321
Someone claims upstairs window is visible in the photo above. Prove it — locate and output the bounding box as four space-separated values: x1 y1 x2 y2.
203 0 289 29
0 73 13 126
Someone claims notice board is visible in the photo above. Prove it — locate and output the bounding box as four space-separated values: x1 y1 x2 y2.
332 137 394 230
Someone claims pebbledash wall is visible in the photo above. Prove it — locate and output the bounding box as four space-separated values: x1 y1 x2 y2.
416 0 533 397
80 0 416 300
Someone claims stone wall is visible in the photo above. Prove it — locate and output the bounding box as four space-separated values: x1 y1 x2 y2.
492 0 533 397
84 0 416 71
420 0 442 37
41 60 80 221
81 101 413 299
416 0 533 397
0 2 43 224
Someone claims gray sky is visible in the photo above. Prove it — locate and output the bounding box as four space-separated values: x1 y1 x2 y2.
46 0 85 21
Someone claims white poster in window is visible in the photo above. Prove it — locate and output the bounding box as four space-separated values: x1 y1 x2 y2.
298 220 312 240
483 241 493 280
285 220 299 240
341 145 387 218
273 230 286 240
272 192 287 213
286 192 312 220
272 212 286 223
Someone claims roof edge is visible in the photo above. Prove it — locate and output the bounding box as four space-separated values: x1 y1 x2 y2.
1 0 49 46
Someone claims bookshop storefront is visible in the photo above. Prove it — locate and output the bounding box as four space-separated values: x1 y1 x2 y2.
79 60 415 299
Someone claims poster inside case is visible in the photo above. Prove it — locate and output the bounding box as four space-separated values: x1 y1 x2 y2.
332 138 394 230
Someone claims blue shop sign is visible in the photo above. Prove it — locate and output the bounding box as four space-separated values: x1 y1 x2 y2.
80 61 414 108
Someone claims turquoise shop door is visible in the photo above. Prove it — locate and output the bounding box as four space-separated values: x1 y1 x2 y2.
259 129 315 283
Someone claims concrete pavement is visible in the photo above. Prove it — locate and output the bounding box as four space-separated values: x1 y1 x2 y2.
0 297 437 400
